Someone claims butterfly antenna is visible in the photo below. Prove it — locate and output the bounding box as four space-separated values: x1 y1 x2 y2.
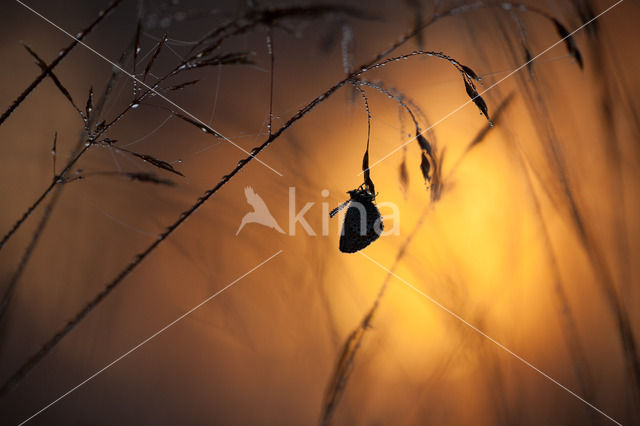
330 199 350 218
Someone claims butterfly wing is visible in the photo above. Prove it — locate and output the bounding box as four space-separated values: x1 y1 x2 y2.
339 196 383 253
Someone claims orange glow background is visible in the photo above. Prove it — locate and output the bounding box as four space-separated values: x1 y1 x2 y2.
0 0 639 424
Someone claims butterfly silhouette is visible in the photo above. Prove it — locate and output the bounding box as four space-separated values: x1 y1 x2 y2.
331 186 383 253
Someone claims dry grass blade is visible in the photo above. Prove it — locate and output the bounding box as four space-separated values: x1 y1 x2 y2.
446 93 515 186
69 170 176 186
415 129 439 197
460 63 481 81
143 33 168 81
165 79 199 92
85 87 94 121
420 151 431 183
51 132 57 177
133 19 142 70
429 148 445 202
124 172 175 185
463 78 491 123
405 0 425 49
523 44 535 78
21 43 84 119
399 147 409 196
466 93 515 152
416 132 432 156
572 0 599 38
115 147 184 177
321 318 369 426
552 18 584 69
132 19 142 95
172 112 223 137
193 52 253 68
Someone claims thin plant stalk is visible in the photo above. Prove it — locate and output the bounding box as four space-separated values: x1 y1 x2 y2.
0 43 131 326
493 13 640 406
504 125 599 425
320 206 432 426
0 0 123 128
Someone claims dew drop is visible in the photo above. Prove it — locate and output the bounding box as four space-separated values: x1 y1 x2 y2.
131 103 140 109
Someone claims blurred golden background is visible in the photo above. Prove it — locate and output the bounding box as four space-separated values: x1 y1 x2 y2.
0 0 639 424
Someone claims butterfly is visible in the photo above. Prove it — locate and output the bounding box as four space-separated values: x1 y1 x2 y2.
330 186 383 253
